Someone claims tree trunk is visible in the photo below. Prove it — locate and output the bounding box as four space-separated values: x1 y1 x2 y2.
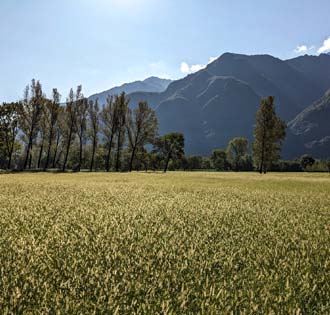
164 153 171 173
7 147 13 170
115 129 122 172
52 132 60 169
23 139 32 170
259 123 267 174
28 148 33 169
105 136 114 172
37 134 45 169
62 127 73 172
129 145 137 172
90 138 96 172
44 127 54 170
78 136 83 172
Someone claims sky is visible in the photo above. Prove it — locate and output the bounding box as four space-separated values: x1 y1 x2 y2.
1 0 330 102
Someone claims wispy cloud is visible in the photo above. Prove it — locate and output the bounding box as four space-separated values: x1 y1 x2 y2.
294 45 315 54
294 45 308 53
318 37 330 54
180 57 218 74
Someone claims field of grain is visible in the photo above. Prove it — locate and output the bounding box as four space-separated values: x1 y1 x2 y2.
0 172 329 314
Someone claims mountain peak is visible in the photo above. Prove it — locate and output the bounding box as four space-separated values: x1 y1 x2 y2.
89 77 172 105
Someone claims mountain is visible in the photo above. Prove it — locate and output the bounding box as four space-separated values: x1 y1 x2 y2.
126 53 330 157
285 89 330 158
89 77 172 105
286 54 330 92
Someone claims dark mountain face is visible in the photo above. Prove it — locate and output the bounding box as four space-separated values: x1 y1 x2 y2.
206 53 323 120
111 53 330 157
88 77 172 106
286 54 330 93
284 90 330 158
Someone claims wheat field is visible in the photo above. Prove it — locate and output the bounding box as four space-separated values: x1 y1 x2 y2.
0 172 329 314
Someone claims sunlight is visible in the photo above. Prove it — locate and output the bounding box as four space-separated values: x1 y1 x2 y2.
99 0 146 9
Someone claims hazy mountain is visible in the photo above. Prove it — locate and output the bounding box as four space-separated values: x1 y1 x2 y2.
89 77 172 105
126 53 330 157
285 89 330 158
286 54 330 92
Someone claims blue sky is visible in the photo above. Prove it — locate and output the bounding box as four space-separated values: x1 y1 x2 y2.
1 0 330 102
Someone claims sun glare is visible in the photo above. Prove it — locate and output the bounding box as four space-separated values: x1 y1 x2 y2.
100 0 144 9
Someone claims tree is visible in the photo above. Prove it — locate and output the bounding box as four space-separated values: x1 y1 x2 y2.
154 132 185 173
44 88 61 170
252 96 286 174
62 88 77 171
186 155 203 170
52 107 65 169
226 137 249 171
0 102 19 169
101 96 118 172
36 104 48 169
114 92 129 172
88 99 100 172
74 86 88 171
211 149 229 171
126 101 158 172
202 157 212 170
300 154 315 171
18 79 44 170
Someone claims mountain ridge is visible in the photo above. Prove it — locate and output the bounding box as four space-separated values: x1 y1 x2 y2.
126 52 330 158
88 76 172 105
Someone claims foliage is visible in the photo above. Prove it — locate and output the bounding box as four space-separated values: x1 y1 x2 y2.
226 137 249 171
126 101 158 172
0 102 19 169
253 96 286 173
270 160 303 172
300 154 316 170
211 149 229 171
154 132 185 173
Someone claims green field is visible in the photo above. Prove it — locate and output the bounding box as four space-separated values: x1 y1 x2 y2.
0 172 329 314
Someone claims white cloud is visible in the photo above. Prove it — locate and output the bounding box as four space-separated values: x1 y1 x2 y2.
180 56 218 74
208 57 218 64
295 45 308 53
180 62 191 74
293 45 316 55
318 37 330 54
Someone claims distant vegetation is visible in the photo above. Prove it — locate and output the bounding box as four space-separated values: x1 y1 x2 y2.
1 79 330 173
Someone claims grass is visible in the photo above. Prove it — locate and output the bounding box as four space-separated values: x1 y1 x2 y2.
0 172 329 314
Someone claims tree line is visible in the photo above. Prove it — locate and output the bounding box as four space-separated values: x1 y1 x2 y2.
0 80 185 173
1 81 329 173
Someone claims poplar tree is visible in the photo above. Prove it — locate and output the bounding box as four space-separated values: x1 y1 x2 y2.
0 102 19 169
74 86 88 171
18 79 44 170
88 99 100 172
62 88 76 172
114 92 129 172
100 96 117 172
44 88 61 170
126 101 158 172
252 96 286 174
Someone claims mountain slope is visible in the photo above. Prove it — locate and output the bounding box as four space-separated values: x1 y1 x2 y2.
284 89 330 158
125 53 330 157
286 54 330 93
89 77 172 106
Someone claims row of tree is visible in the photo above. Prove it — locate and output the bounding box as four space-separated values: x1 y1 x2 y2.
0 80 188 172
3 81 318 174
